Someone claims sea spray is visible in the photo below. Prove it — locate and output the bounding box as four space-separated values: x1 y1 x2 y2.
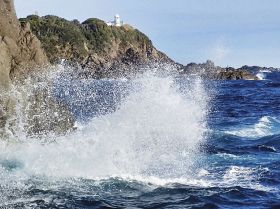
0 66 75 140
0 69 210 181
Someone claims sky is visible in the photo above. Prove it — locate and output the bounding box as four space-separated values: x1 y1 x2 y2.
14 0 280 68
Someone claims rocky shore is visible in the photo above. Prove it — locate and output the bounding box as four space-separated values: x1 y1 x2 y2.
181 60 259 80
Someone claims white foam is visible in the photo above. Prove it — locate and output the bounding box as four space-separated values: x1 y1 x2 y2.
260 70 272 73
221 166 271 191
256 72 266 80
226 116 280 138
216 153 240 159
256 69 273 80
0 71 209 180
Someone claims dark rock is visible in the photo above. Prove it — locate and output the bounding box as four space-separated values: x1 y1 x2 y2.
215 70 257 80
181 60 258 80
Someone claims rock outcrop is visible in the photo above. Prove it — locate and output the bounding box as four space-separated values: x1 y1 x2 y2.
25 81 75 136
181 60 259 80
0 0 48 87
0 0 75 138
20 15 175 78
238 65 279 73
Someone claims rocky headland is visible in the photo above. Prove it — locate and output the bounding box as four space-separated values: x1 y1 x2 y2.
19 15 262 81
19 15 174 79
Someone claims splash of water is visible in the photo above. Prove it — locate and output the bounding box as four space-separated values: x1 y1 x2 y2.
256 72 266 80
0 69 209 180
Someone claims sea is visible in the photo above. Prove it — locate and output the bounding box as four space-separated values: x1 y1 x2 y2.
0 67 280 208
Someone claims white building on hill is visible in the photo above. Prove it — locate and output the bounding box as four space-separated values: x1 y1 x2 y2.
106 14 123 27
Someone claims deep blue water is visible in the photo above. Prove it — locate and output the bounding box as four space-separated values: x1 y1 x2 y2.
1 70 280 208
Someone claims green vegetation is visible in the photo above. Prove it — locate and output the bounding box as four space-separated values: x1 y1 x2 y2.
20 15 87 62
19 15 154 63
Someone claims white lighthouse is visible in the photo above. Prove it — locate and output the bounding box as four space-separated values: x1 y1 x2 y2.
114 14 121 26
106 14 123 27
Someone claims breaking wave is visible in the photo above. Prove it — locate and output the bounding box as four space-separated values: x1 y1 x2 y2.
225 116 280 139
0 68 210 181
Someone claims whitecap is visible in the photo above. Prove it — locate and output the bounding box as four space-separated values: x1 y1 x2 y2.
225 116 280 138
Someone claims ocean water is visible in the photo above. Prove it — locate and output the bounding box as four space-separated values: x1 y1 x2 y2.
0 69 280 208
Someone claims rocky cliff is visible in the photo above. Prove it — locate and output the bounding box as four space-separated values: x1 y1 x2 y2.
20 15 175 78
0 1 267 139
0 0 74 138
0 0 48 88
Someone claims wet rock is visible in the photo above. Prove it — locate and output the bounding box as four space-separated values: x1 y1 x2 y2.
216 70 258 80
181 60 259 80
0 0 74 138
26 87 75 136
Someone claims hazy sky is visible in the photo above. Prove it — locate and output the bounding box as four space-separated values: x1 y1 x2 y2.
14 0 280 67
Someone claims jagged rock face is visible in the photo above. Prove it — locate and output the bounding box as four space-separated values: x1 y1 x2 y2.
0 0 17 89
0 0 20 40
0 0 75 138
0 0 48 87
10 22 49 79
0 37 11 89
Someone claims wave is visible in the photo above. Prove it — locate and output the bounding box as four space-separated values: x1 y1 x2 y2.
0 162 271 205
0 70 220 206
221 166 271 191
225 116 280 139
0 71 209 181
256 72 267 80
255 69 275 80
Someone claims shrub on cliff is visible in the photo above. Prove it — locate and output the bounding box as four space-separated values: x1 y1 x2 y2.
20 15 87 63
20 15 155 64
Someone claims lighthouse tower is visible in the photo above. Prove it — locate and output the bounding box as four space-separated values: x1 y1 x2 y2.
106 14 123 26
114 14 121 26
